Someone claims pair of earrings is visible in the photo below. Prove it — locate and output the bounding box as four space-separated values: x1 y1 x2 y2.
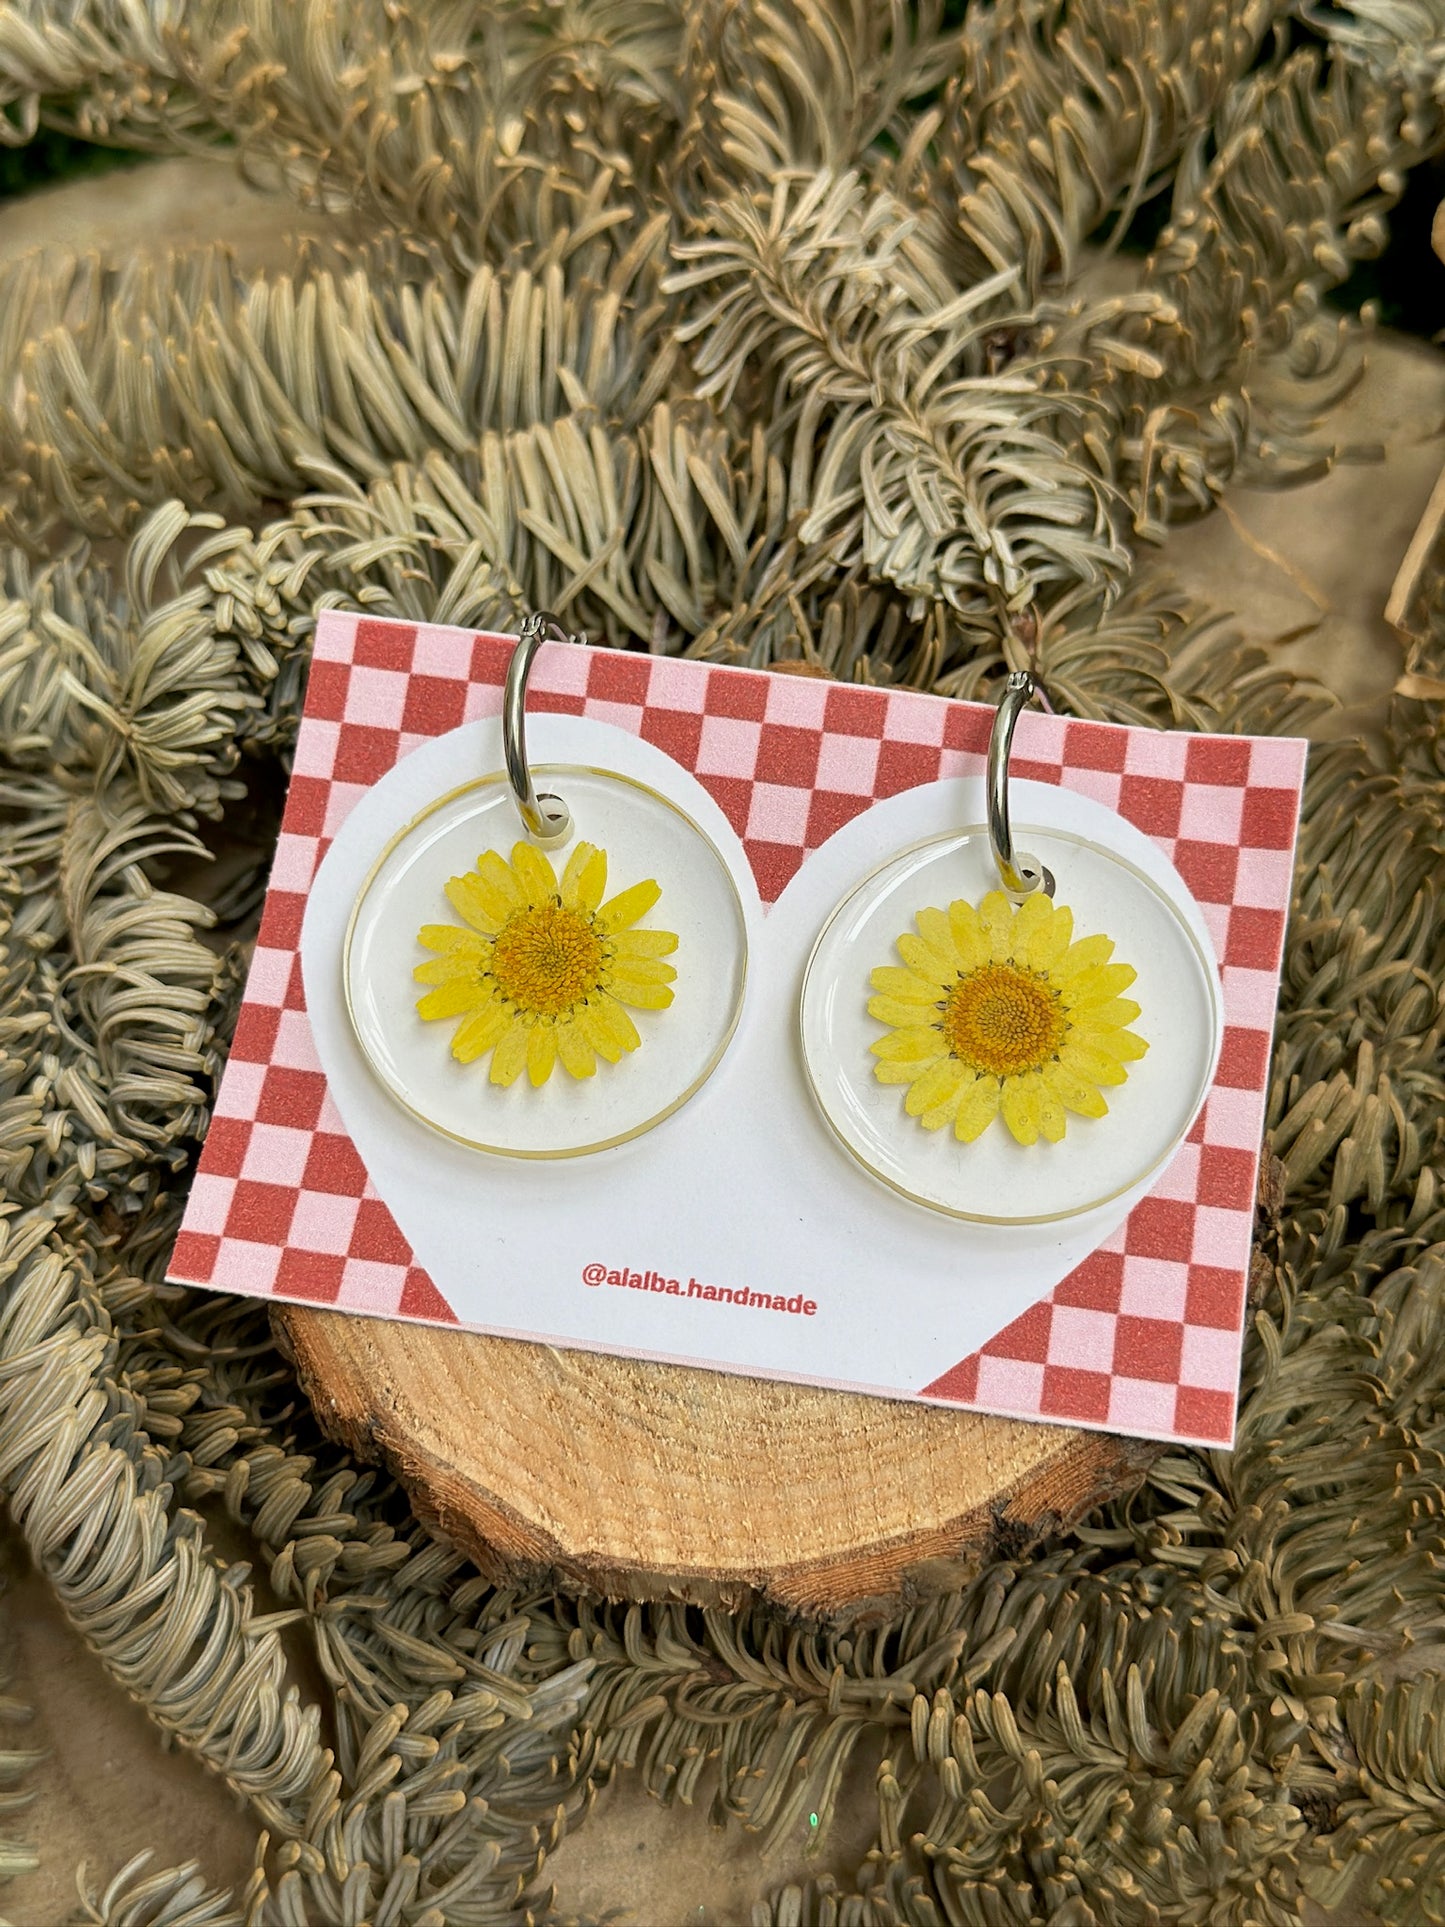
346 615 1215 1225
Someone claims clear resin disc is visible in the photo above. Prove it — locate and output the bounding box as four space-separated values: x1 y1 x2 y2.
345 767 747 1158
799 824 1221 1225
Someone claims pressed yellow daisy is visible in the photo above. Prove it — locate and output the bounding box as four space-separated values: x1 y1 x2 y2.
414 840 677 1087
868 889 1147 1146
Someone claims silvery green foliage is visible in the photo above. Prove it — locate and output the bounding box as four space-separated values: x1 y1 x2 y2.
0 4 1441 1924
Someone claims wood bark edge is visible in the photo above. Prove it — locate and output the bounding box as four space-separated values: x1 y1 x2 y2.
276 1306 1160 1622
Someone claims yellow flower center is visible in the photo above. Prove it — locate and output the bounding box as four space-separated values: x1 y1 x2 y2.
489 902 605 1017
941 962 1068 1079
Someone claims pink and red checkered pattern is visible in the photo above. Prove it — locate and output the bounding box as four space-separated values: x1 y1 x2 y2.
169 612 1306 1447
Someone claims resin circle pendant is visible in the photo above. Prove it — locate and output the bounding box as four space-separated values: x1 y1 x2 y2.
799 819 1221 1225
345 767 747 1158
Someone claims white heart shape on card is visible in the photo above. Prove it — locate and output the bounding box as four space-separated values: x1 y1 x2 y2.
301 712 1222 1399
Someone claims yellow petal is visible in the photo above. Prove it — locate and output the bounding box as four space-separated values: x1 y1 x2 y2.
581 1007 623 1064
613 928 678 958
1073 996 1142 1031
914 907 961 968
417 924 486 957
947 900 990 971
1059 1042 1129 1087
610 978 675 1011
561 842 608 913
510 841 559 905
1001 1075 1041 1145
954 1077 1001 1142
451 1004 508 1063
1027 899 1073 972
874 1060 924 1086
584 995 642 1059
868 994 946 1028
870 1026 946 1063
978 891 1016 960
476 849 524 907
1043 1061 1109 1117
897 932 956 984
414 955 474 986
489 1024 530 1086
1061 962 1138 1009
869 966 941 1005
1038 1081 1067 1142
414 931 484 977
444 872 510 935
598 878 661 932
526 1024 558 1086
904 1059 967 1118
1089 1025 1149 1063
1053 932 1115 985
556 1020 597 1079
610 955 677 988
417 978 486 1020
1012 891 1053 953
925 1068 979 1131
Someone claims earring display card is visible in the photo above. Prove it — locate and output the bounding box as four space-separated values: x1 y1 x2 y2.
169 611 1307 1448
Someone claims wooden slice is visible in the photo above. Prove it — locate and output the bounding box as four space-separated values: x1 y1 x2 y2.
275 1310 1157 1619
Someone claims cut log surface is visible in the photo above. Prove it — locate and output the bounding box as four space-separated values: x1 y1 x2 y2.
277 1310 1157 1619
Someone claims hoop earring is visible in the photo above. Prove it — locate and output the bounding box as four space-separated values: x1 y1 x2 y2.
798 671 1221 1226
342 613 748 1158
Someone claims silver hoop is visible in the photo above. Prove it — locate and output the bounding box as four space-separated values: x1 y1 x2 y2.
987 670 1055 901
503 612 583 847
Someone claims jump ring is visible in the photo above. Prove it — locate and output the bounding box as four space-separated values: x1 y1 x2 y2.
503 612 582 847
987 670 1055 901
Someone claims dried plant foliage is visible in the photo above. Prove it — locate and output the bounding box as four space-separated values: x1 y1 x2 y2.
0 2 1442 1923
0 1590 39 1896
